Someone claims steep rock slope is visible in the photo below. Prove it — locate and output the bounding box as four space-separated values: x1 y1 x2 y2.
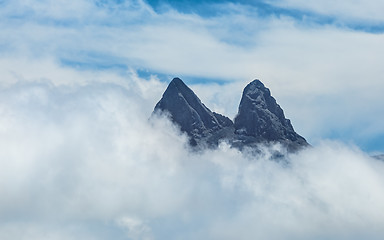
234 80 308 150
153 77 233 145
153 77 308 151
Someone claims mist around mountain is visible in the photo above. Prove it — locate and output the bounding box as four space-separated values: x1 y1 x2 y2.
1 72 384 240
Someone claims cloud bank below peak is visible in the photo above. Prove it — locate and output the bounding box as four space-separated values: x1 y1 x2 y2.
1 73 384 239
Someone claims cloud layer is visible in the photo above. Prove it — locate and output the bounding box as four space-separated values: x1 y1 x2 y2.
0 66 384 239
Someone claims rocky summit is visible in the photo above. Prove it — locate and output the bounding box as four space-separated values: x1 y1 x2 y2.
153 77 233 146
233 80 308 150
153 77 308 151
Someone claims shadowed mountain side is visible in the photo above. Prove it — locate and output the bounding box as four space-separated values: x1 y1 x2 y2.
153 77 308 152
153 77 233 146
233 80 308 151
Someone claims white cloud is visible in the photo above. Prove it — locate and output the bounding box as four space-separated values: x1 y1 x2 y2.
267 0 384 23
117 217 154 240
0 63 384 239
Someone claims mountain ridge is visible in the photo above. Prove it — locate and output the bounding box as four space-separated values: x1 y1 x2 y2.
153 77 308 151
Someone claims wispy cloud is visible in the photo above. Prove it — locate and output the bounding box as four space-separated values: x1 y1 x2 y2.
267 0 384 27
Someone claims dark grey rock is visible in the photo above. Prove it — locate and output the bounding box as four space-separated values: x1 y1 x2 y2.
233 80 308 151
153 77 233 145
153 77 308 152
213 112 233 128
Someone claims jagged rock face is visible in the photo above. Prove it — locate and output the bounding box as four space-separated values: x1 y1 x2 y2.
234 80 308 147
213 112 233 128
153 77 308 151
154 78 233 144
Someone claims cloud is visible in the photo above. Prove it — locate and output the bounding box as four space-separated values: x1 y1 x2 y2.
0 63 384 239
267 0 384 24
117 217 154 240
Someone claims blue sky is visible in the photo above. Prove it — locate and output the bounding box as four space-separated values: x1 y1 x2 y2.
0 0 384 153
147 0 384 32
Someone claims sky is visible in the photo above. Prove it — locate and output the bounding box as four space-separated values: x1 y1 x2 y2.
1 0 384 239
1 0 383 151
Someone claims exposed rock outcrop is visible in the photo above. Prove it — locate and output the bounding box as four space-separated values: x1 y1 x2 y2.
153 77 308 151
153 77 233 145
233 80 308 150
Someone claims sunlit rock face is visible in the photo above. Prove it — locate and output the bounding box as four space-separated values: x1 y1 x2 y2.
153 77 308 151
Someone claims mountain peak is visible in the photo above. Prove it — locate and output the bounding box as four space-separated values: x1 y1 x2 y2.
169 77 187 89
248 79 265 88
153 77 308 151
154 78 233 145
165 77 196 99
243 79 270 100
170 77 183 84
234 79 308 150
